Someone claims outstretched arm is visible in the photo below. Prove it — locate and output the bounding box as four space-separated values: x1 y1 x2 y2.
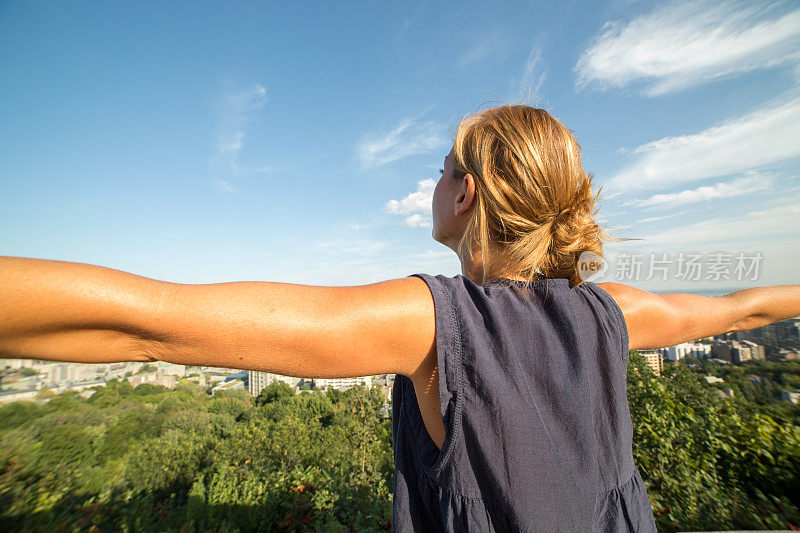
0 256 436 380
598 282 800 351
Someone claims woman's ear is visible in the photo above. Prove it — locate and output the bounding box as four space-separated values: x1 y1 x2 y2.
455 173 476 216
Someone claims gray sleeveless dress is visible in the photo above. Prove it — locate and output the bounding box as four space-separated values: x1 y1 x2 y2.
391 273 658 532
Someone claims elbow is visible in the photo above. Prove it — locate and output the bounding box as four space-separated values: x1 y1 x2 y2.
725 293 754 333
132 351 158 363
729 316 748 333
129 335 162 363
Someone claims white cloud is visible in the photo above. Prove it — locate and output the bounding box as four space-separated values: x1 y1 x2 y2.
356 117 447 168
317 237 388 256
211 83 269 172
403 214 431 227
346 222 373 231
607 89 800 193
639 214 680 224
626 200 800 250
519 46 549 98
242 164 286 174
211 179 237 193
226 83 267 120
507 43 549 103
625 172 772 208
386 178 436 215
386 178 436 227
458 33 506 69
216 131 244 161
575 0 800 96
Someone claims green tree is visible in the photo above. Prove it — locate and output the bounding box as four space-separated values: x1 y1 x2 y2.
255 381 295 406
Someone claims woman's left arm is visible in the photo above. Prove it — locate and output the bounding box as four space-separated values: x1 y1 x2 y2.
0 256 436 380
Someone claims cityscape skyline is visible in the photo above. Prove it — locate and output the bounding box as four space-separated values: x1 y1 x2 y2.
3 315 798 405
1 0 799 292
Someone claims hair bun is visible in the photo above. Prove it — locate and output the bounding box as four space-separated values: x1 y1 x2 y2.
451 104 636 286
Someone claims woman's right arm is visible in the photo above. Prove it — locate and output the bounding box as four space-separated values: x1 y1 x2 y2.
597 282 800 351
0 255 437 380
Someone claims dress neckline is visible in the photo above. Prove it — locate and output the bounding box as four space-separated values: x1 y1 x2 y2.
489 277 571 287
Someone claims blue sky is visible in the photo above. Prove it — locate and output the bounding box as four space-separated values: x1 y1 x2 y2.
1 0 798 291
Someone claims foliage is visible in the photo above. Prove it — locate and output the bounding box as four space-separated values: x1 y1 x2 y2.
254 381 295 406
1 358 798 531
628 350 800 531
0 382 393 531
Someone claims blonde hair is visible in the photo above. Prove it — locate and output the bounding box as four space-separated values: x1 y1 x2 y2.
452 104 636 288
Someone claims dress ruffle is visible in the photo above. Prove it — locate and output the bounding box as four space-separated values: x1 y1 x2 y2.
592 468 657 533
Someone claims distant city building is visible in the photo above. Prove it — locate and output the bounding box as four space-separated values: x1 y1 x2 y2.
711 343 733 362
155 362 188 377
724 318 800 354
182 374 207 386
0 379 107 404
1 359 36 370
129 370 177 389
248 371 301 397
780 390 800 404
639 351 663 377
43 363 96 384
247 371 377 397
731 343 752 364
739 340 765 361
773 348 800 361
755 323 779 348
69 379 106 392
313 376 374 391
212 379 245 396
791 321 800 347
0 389 39 404
224 371 248 383
708 339 768 364
779 320 800 348
658 342 711 362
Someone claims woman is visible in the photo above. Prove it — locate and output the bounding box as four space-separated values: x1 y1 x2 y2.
1 105 798 532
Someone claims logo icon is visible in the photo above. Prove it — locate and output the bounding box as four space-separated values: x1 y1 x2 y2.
577 251 607 281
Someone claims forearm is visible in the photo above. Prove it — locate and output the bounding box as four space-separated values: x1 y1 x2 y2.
726 284 800 332
0 255 165 363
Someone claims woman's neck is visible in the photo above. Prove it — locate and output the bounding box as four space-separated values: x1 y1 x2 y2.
457 240 528 285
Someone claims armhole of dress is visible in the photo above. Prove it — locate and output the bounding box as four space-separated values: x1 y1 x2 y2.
586 282 630 363
407 273 463 475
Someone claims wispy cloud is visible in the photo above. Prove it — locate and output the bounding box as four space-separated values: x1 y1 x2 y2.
513 46 549 100
215 131 245 164
385 178 436 227
506 40 550 103
207 82 285 193
639 214 681 224
212 83 268 169
403 214 431 228
457 32 507 69
355 115 447 168
630 200 800 250
317 237 389 256
575 0 800 96
211 179 237 194
607 89 800 193
623 172 772 208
